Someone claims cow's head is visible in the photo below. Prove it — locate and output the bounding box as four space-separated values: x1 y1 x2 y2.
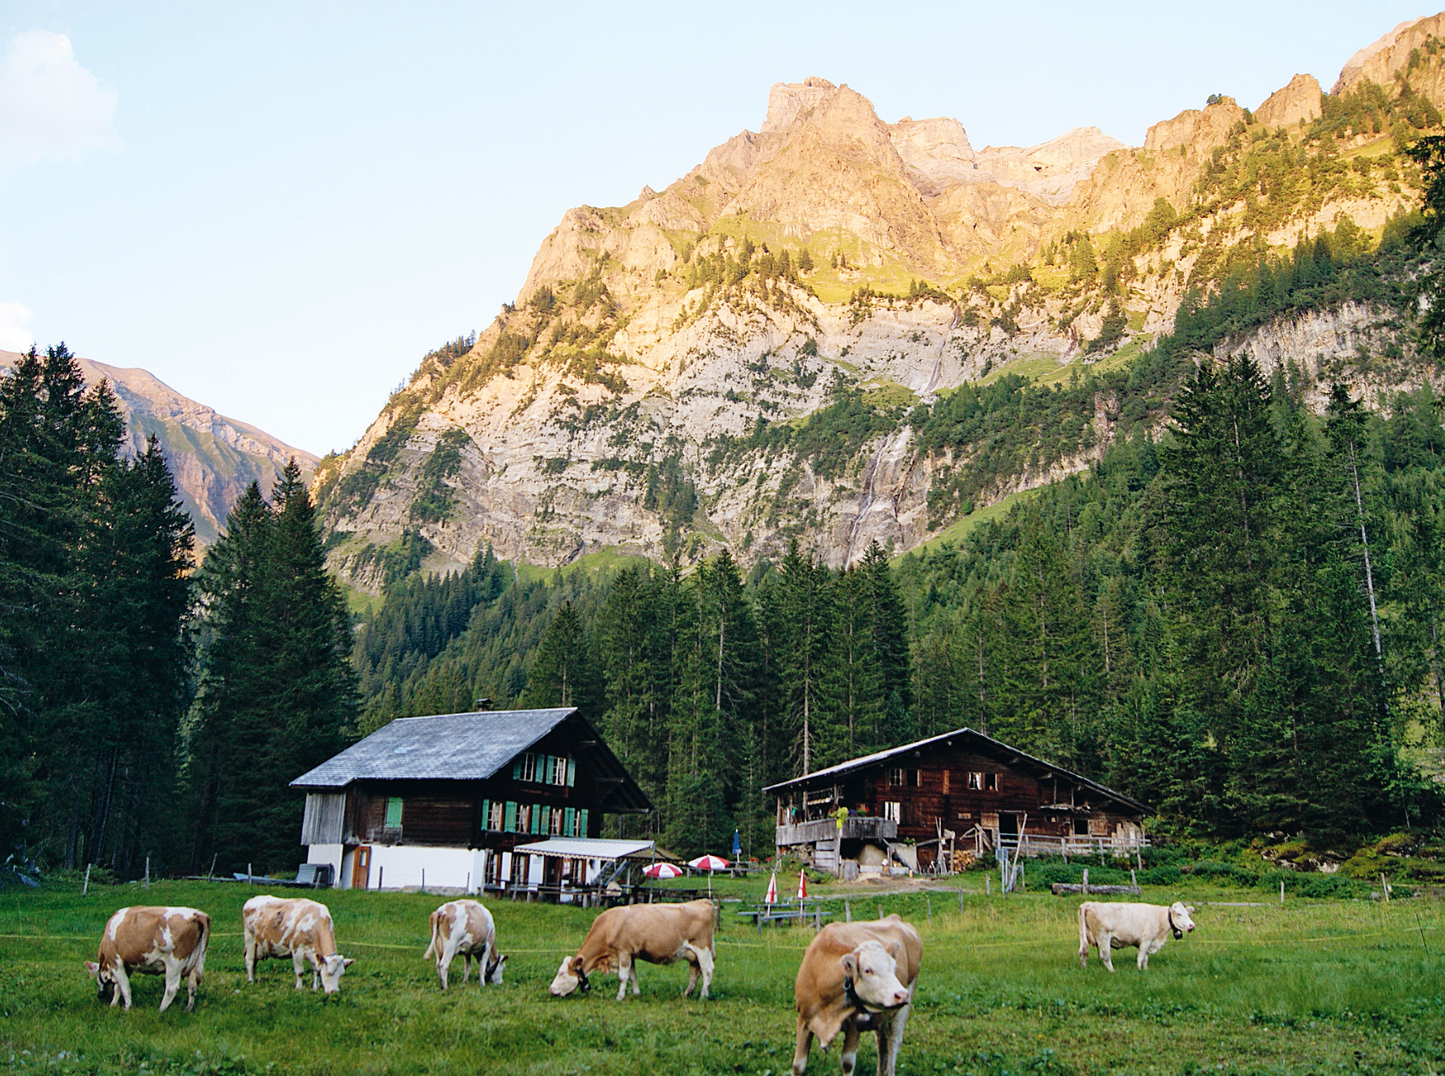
318 953 354 994
548 955 588 997
1168 902 1197 939
84 960 116 1004
840 940 911 1013
485 951 508 985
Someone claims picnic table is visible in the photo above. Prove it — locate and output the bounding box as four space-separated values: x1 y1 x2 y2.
736 900 836 932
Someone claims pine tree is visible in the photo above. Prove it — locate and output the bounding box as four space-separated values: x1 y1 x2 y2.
522 600 602 715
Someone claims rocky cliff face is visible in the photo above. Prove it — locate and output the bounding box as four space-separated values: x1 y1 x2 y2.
0 350 318 544
316 16 1445 589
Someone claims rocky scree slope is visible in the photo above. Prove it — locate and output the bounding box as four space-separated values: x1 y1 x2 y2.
316 16 1445 590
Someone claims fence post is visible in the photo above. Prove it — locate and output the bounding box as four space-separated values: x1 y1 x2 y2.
1082 868 1089 895
144 855 150 890
1280 879 1285 904
927 896 932 921
421 869 425 893
248 863 253 886
1382 873 1390 901
845 900 851 922
83 863 91 896
1131 869 1137 890
378 865 384 892
986 874 991 897
208 854 217 882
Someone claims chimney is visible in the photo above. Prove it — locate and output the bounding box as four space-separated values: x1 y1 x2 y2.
473 697 494 712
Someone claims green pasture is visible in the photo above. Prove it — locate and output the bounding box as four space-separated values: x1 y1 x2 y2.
2 878 1443 1075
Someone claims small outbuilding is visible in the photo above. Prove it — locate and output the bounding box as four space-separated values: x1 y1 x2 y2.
290 707 653 896
764 727 1149 875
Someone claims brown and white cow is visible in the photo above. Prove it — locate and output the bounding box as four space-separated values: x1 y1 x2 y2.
85 906 211 1013
792 916 921 1076
423 899 507 990
242 895 353 993
548 898 715 1001
1078 900 1197 972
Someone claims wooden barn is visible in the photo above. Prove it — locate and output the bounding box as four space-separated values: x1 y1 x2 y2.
290 706 654 896
764 727 1149 876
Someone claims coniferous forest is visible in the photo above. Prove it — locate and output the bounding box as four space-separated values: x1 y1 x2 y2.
10 149 1445 876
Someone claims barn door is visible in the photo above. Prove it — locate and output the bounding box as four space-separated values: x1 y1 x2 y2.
353 846 371 890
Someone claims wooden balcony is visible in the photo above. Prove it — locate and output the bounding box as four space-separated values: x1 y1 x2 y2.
775 816 898 846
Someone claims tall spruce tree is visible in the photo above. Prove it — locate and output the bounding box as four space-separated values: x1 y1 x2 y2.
187 462 356 874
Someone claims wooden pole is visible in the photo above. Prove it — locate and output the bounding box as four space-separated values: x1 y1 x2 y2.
378 865 384 892
82 863 91 896
421 869 425 893
986 874 991 897
1130 869 1137 889
1082 868 1089 895
845 899 851 922
1280 879 1285 904
1382 873 1390 901
927 896 932 921
207 853 217 882
247 863 253 886
144 855 150 890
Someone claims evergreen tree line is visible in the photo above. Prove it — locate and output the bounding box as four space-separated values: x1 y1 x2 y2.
352 544 913 858
0 346 357 877
903 362 1445 841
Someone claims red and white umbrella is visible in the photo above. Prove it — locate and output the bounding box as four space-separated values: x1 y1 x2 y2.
688 855 729 872
797 869 808 901
764 872 778 905
642 862 684 879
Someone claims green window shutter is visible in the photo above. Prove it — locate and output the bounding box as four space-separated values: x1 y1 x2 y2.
481 799 491 832
530 805 541 834
385 797 403 828
539 755 550 785
504 801 517 832
566 758 576 787
564 807 576 836
512 759 522 780
578 808 589 837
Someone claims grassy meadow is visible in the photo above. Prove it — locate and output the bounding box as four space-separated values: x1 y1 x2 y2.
1 876 1442 1076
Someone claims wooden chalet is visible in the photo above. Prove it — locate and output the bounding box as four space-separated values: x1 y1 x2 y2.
290 707 653 896
764 727 1149 876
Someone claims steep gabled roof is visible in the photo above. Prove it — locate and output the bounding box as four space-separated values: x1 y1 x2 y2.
763 726 1149 815
289 708 652 813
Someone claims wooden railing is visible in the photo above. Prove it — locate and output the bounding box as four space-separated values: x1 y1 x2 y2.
775 817 898 846
1000 833 1150 858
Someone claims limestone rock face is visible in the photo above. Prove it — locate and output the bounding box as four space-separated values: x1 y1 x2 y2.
1254 73 1322 128
0 349 316 545
319 46 1436 585
1143 97 1247 153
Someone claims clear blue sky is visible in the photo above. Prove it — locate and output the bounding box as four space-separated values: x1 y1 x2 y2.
0 1 1432 455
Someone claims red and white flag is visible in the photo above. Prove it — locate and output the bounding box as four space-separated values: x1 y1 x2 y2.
764 872 777 905
797 869 808 901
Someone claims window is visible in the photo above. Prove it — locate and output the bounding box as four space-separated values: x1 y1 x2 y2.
883 801 902 823
1074 817 1090 836
550 806 565 835
384 797 403 828
513 751 575 786
886 767 907 787
984 773 998 791
967 772 983 790
487 800 504 832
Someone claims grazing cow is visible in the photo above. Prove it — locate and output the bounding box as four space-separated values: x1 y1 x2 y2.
422 899 507 990
242 895 353 993
85 906 211 1013
792 916 921 1076
548 898 715 1001
1078 900 1197 971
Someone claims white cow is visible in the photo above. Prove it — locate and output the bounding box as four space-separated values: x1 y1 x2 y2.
423 899 507 990
242 895 353 993
1078 900 1196 971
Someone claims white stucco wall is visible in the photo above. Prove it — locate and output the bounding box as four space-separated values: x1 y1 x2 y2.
365 845 488 892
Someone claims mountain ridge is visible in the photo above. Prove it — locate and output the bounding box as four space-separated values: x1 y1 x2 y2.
0 349 318 545
315 14 1445 590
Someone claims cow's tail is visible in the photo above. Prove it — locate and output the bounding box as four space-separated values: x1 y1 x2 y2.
195 912 212 983
423 912 440 961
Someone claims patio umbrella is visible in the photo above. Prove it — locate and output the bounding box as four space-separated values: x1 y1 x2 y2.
732 829 742 859
764 872 778 905
642 862 684 879
688 854 729 896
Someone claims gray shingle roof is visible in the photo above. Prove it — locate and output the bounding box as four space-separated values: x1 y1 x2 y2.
290 708 577 788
